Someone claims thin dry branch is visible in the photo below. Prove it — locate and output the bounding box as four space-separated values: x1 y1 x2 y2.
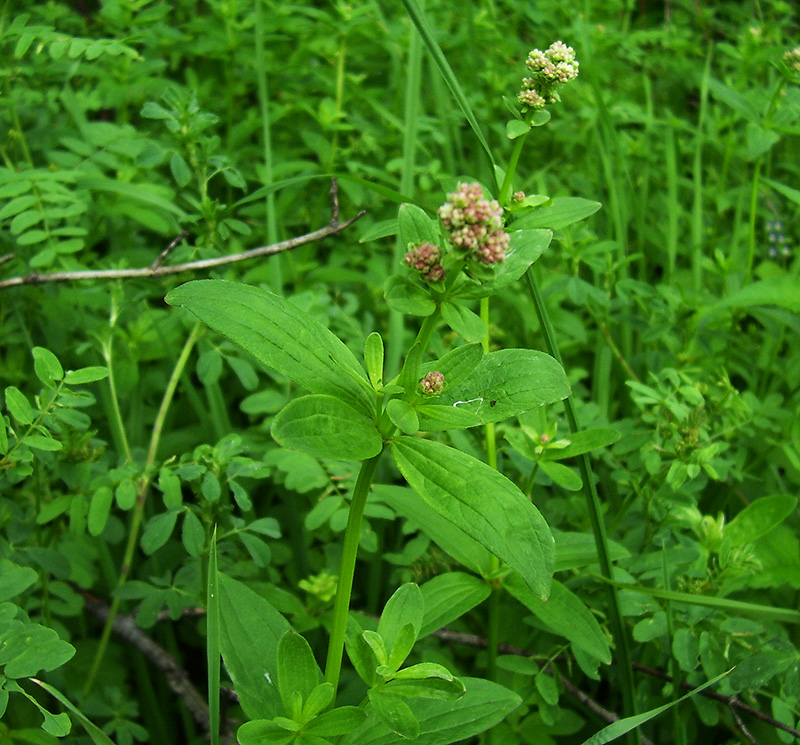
0 180 365 290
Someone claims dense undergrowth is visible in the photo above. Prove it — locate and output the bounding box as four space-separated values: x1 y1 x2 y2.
1 1 800 744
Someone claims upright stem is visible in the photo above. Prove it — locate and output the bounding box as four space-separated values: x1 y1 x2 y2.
324 451 384 699
525 269 638 739
83 322 202 698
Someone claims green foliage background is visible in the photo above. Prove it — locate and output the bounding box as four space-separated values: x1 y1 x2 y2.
1 0 799 743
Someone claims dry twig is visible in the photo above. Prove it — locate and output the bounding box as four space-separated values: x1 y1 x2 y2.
0 180 365 290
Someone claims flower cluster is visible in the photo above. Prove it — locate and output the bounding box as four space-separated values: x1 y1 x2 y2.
419 371 445 396
404 242 445 282
784 46 800 72
766 218 791 259
438 182 509 265
518 41 579 111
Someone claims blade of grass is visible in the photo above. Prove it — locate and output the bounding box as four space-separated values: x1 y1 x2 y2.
387 10 425 378
254 0 282 294
399 0 498 185
525 268 639 741
207 527 221 745
593 577 800 625
691 51 712 294
661 546 686 745
579 670 731 745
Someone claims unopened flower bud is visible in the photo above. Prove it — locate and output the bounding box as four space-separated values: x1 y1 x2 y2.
419 371 445 396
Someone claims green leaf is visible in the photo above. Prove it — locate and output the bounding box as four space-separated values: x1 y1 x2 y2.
512 197 602 231
182 510 206 556
277 631 321 715
201 471 221 502
0 415 7 455
158 469 182 509
115 478 137 510
88 486 113 537
541 428 622 460
4 681 71 737
506 119 531 139
304 706 367 736
723 495 797 549
301 683 334 721
579 670 730 745
5 387 35 424
368 691 419 741
345 615 380 687
391 437 554 599
538 460 582 491
398 203 440 246
374 485 493 577
141 511 179 554
441 303 485 343
32 347 64 388
363 631 388 666
419 573 491 636
702 278 800 315
63 366 109 385
0 560 37 602
237 720 294 745
25 435 62 452
413 404 483 431
272 395 383 461
378 584 424 661
341 677 521 745
504 574 612 664
364 332 384 388
387 399 419 435
165 281 373 417
385 276 436 316
387 623 417 671
29 678 115 744
170 151 192 187
400 342 424 397
420 349 570 430
218 572 292 719
207 528 221 745
420 343 482 391
384 675 465 700
0 622 76 678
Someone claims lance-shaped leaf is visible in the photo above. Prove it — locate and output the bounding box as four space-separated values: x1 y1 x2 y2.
272 394 383 461
340 677 521 745
504 573 611 664
391 437 554 599
419 349 570 431
165 280 373 417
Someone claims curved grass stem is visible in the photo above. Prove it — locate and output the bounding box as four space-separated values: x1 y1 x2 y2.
525 268 639 741
82 322 203 698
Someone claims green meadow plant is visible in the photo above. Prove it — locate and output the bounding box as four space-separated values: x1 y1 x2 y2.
3 1 800 744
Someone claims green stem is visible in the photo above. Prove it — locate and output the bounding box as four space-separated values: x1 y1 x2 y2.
525 268 638 738
324 451 384 700
83 322 203 698
499 128 529 206
480 298 500 745
744 158 761 285
254 0 281 294
414 306 442 354
102 336 132 463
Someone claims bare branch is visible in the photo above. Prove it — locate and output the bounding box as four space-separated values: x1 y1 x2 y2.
0 180 366 290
